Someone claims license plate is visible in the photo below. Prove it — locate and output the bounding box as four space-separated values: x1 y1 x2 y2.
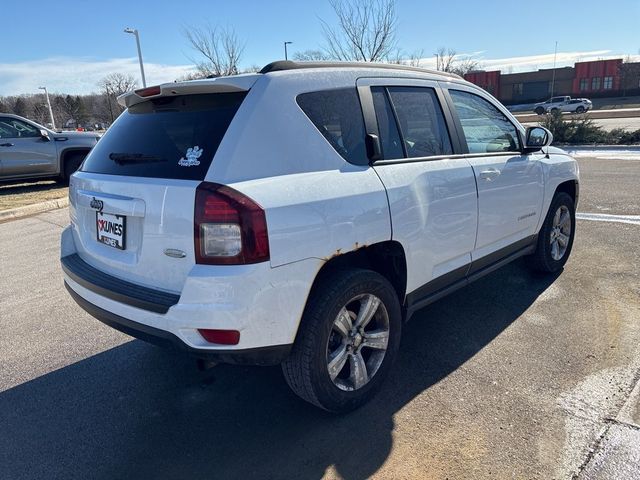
96 212 126 250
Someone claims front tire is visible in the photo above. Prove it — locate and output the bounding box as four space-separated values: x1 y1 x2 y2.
575 106 585 114
534 106 545 115
527 192 576 273
282 269 402 413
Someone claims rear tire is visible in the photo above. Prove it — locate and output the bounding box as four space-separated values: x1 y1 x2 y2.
526 192 575 273
60 152 86 184
282 268 402 413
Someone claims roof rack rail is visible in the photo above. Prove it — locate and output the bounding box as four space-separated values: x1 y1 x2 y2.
259 60 462 79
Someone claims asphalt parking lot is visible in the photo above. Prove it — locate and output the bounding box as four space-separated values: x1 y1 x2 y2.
1 155 639 480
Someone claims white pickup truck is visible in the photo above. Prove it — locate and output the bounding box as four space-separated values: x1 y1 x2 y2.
61 61 579 412
534 96 592 115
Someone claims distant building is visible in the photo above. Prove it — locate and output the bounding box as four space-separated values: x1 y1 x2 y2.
464 58 640 104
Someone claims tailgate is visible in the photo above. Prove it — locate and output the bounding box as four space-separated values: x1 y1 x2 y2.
66 90 249 293
69 173 198 293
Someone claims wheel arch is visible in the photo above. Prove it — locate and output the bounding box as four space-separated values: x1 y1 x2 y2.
309 240 408 314
60 147 91 176
554 179 578 205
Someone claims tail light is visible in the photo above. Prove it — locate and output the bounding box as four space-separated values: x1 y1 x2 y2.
194 182 269 265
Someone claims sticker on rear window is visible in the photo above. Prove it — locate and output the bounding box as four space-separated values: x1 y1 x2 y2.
178 146 203 167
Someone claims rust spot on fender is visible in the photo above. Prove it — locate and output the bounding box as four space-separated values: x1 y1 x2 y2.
323 248 342 260
322 243 368 261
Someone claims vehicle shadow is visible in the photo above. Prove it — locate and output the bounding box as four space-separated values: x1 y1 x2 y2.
0 179 63 194
0 260 560 480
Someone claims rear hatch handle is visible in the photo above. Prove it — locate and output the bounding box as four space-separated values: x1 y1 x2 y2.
76 190 146 217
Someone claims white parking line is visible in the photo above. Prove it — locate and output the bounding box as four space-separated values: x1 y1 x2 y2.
565 150 640 161
576 213 640 225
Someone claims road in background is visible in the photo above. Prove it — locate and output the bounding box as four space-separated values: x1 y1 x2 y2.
522 116 640 132
1 156 639 479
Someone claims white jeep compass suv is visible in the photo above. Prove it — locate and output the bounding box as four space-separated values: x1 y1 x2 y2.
61 61 579 412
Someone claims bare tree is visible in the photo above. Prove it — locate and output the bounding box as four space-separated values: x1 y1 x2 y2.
293 49 332 62
321 0 397 62
176 71 210 81
450 57 480 76
434 47 457 72
183 25 245 77
98 73 137 122
98 73 137 98
434 47 480 76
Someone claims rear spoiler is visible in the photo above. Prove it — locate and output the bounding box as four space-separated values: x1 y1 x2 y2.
117 74 260 108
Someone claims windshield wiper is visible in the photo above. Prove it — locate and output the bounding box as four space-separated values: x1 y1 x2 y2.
108 153 166 164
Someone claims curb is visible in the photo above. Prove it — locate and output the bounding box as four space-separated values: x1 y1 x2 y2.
0 197 69 223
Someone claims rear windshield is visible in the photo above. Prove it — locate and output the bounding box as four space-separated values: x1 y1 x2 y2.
81 92 246 180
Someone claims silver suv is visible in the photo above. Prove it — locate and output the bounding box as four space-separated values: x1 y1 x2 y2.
0 114 99 183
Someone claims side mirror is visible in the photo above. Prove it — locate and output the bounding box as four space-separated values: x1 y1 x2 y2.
40 129 50 141
523 126 552 153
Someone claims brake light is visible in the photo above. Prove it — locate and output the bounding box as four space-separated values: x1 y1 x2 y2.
135 85 161 97
194 182 269 265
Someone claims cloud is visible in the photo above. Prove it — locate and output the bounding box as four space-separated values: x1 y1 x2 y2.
0 57 194 96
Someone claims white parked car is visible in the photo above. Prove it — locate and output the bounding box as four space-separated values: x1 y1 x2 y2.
61 61 579 412
534 96 592 115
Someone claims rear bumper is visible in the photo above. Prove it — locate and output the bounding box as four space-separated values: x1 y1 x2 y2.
65 282 291 365
61 253 179 314
61 225 321 364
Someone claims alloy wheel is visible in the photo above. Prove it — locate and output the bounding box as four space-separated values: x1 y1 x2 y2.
326 294 390 391
550 205 572 260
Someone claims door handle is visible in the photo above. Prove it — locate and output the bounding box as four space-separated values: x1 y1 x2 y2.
479 168 501 180
0 142 14 147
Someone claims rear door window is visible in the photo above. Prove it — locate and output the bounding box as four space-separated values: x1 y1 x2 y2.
297 88 367 165
385 86 453 158
371 87 404 159
81 92 246 180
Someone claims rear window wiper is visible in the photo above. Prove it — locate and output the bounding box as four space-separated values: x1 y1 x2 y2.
108 153 167 165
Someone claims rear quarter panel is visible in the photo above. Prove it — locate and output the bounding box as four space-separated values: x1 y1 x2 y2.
227 168 391 268
207 71 392 268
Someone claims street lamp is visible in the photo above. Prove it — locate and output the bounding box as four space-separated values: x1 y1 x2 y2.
284 41 293 61
124 27 147 87
38 86 56 130
550 41 558 98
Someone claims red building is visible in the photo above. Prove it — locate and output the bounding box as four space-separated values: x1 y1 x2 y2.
464 58 639 104
463 70 501 98
572 59 622 94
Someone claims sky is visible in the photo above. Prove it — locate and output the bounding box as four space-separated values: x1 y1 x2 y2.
1 0 639 96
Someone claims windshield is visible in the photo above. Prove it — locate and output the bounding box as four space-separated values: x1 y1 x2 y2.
81 92 247 180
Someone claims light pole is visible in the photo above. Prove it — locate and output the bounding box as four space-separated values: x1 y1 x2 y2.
38 86 56 130
284 41 293 61
433 53 439 71
124 27 146 87
550 41 558 98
